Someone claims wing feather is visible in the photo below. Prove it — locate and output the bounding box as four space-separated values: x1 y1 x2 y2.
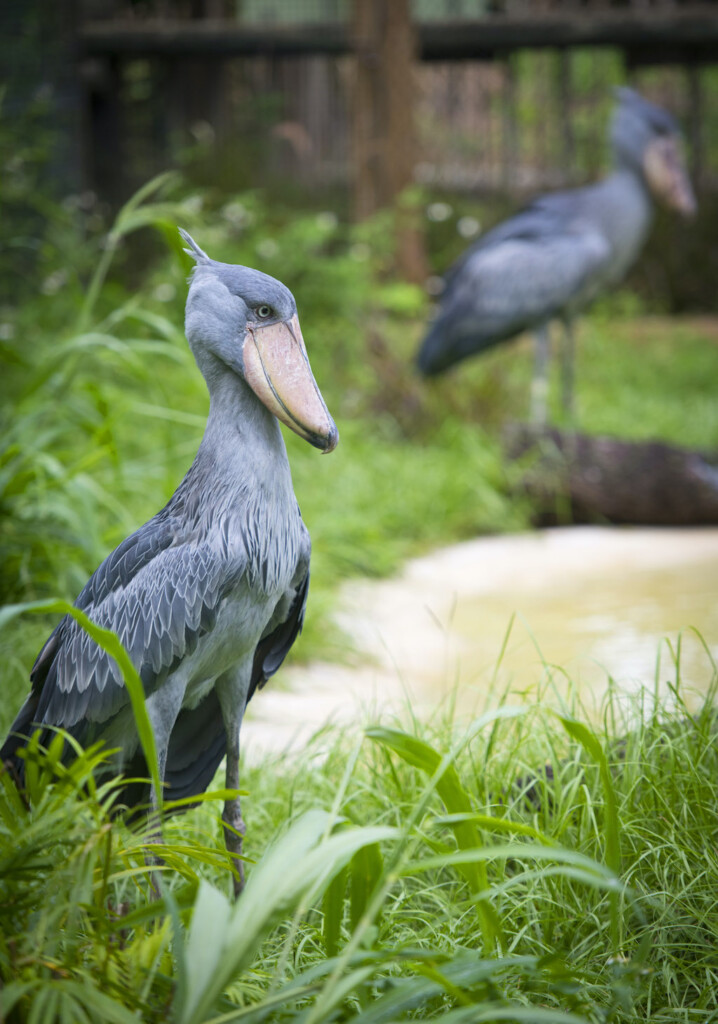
5 514 232 748
115 567 311 809
249 568 309 702
418 196 612 375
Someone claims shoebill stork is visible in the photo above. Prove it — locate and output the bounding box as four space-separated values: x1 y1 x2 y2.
1 230 338 894
417 88 696 423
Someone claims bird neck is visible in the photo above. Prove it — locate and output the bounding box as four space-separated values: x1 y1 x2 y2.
198 364 291 491
595 166 654 258
611 146 652 197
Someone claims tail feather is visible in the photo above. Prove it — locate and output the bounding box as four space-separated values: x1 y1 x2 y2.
117 690 227 813
1 693 42 783
417 312 522 377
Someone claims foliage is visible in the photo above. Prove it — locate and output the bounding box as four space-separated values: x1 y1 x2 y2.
2 667 718 1022
0 597 163 804
0 176 528 693
2 170 718 718
2 172 718 1021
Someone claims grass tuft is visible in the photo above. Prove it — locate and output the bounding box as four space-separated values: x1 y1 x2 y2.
2 177 717 1022
2 669 717 1022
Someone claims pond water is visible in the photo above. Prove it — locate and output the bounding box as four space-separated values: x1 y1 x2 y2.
243 527 718 759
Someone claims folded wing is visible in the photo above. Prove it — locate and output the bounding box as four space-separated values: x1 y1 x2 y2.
418 198 612 376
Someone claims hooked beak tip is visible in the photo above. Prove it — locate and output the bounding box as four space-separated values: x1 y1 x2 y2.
315 422 339 453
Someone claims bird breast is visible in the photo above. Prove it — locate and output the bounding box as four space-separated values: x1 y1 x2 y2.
233 486 305 597
178 502 307 699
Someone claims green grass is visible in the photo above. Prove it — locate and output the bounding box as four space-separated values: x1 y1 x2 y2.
2 670 718 1022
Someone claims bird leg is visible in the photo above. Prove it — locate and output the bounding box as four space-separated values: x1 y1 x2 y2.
143 681 184 898
222 734 246 898
145 748 168 899
530 324 551 425
560 317 576 421
216 670 250 898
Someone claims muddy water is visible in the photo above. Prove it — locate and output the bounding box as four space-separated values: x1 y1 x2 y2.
243 528 718 759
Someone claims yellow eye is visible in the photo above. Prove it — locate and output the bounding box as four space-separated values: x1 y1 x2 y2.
256 305 273 319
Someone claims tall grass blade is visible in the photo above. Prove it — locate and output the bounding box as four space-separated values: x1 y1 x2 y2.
434 811 558 846
349 840 384 935
401 841 617 884
421 1006 590 1024
0 599 161 806
175 811 398 1024
366 726 502 951
557 714 621 949
77 171 180 332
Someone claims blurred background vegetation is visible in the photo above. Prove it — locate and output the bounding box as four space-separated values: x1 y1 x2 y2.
3 3 718 1022
2 0 718 714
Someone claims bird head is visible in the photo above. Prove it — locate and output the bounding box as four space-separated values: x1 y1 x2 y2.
611 87 696 217
181 229 338 453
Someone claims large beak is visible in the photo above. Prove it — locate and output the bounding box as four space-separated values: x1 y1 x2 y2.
242 314 338 452
643 136 697 218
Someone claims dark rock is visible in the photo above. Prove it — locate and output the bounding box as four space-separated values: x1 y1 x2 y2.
505 424 718 526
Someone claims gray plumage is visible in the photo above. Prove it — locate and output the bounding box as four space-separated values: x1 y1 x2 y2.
417 88 696 422
2 231 338 891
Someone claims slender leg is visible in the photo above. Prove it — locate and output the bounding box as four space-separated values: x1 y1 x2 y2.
144 677 186 895
561 317 576 421
531 323 551 426
216 668 251 898
146 746 168 898
222 732 246 897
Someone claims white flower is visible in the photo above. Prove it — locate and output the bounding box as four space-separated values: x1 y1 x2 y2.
457 216 481 238
350 243 370 262
223 201 251 227
190 121 214 145
426 202 452 222
153 283 176 303
182 194 204 216
41 270 68 295
257 239 279 260
316 211 338 231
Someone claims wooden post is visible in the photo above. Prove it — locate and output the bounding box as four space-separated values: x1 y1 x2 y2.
501 54 518 192
86 55 124 204
352 0 380 222
351 0 426 283
556 49 574 185
686 63 704 191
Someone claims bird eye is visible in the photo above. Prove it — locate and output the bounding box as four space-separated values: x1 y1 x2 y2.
256 305 273 320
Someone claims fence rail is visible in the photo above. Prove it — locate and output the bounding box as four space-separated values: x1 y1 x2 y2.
30 3 707 206
78 11 718 62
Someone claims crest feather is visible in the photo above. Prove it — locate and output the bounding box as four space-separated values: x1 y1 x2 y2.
178 228 211 264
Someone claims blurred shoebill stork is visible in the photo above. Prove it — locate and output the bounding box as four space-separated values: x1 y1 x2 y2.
417 88 696 423
1 230 338 894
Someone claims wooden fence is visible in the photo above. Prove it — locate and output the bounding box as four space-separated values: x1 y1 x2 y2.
69 0 718 207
